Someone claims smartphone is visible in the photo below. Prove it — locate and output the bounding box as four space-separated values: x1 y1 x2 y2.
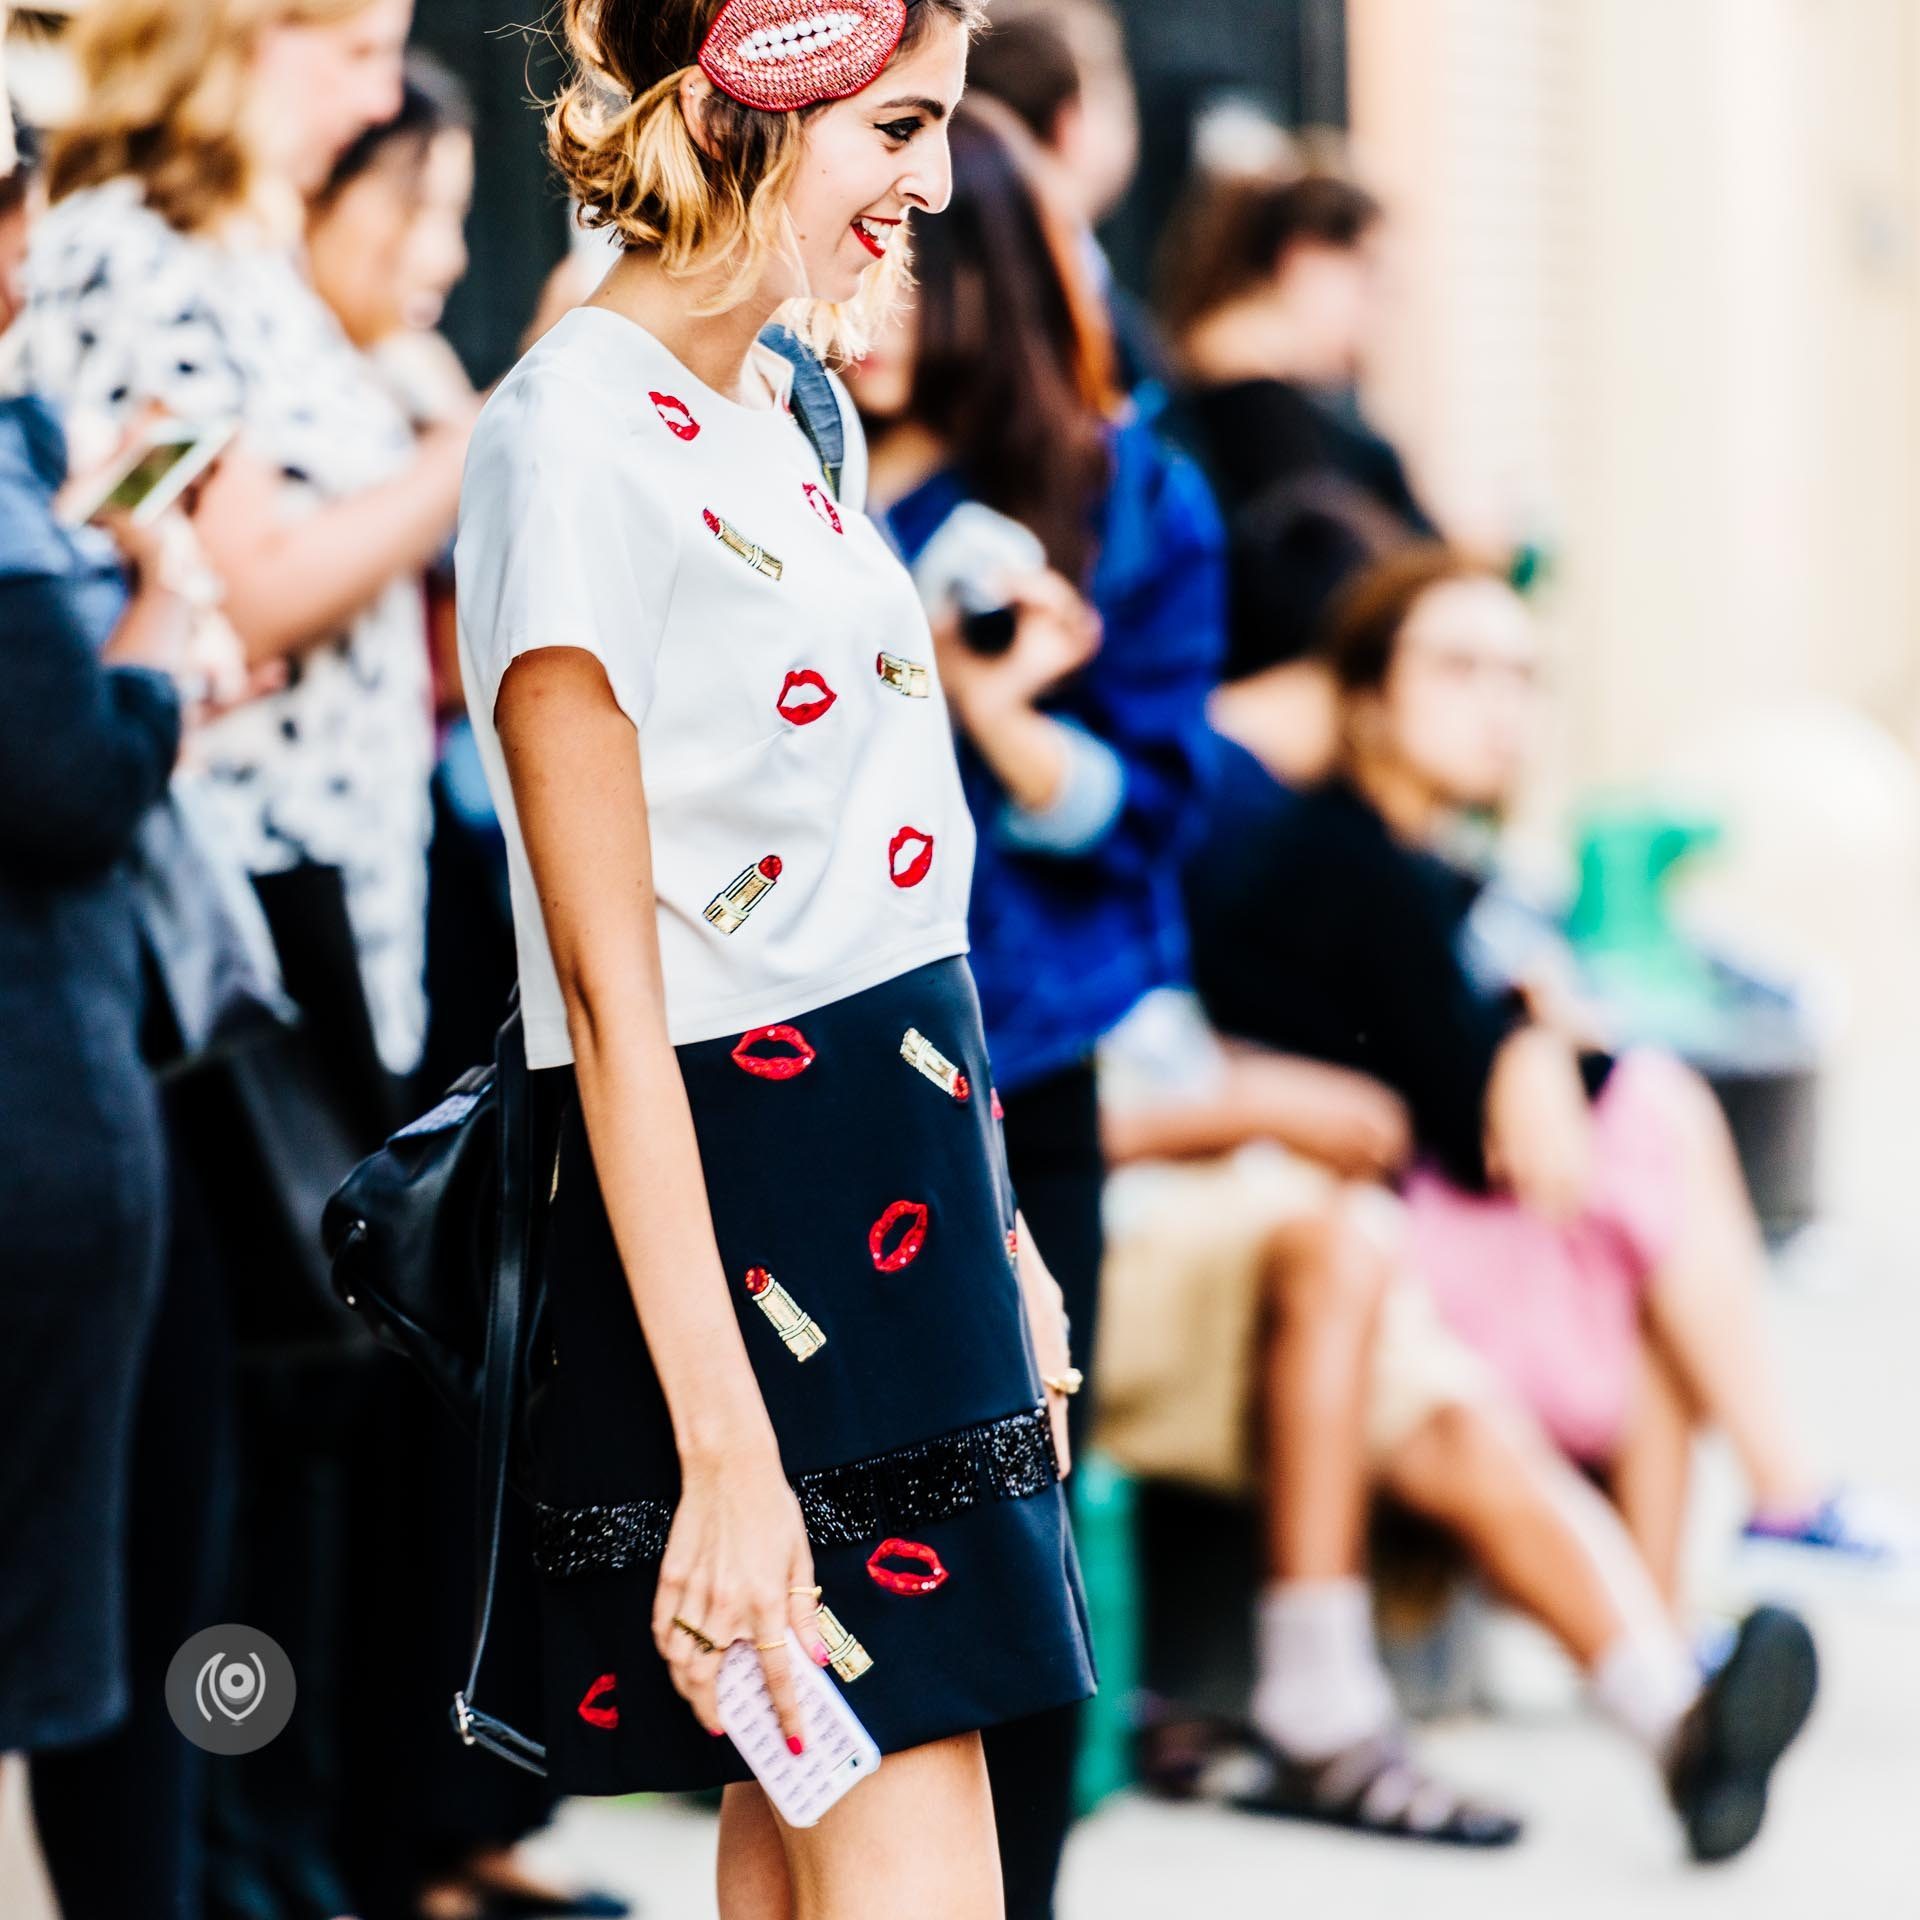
909 499 1048 656
715 1631 882 1829
61 416 238 528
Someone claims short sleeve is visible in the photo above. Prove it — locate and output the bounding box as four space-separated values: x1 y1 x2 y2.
453 371 679 732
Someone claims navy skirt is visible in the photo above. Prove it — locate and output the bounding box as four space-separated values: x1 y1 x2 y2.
526 956 1095 1794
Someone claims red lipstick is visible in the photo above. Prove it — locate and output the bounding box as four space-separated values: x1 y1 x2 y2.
868 1198 929 1271
865 1538 949 1596
731 1024 817 1080
776 669 838 726
888 826 934 889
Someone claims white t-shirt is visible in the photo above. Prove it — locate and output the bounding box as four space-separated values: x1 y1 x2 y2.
455 307 976 1069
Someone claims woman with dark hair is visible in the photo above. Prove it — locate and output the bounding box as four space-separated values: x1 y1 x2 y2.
846 95 1224 1918
1158 165 1437 785
1182 542 1917 1858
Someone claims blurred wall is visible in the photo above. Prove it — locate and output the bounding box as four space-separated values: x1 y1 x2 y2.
1346 0 1920 782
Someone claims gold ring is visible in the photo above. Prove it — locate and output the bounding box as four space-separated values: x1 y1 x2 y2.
754 1637 788 1653
789 1584 824 1599
1043 1367 1084 1398
671 1615 718 1654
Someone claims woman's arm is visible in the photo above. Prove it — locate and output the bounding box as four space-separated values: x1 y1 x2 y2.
191 425 469 666
496 645 822 1745
0 568 183 880
1102 1050 1410 1181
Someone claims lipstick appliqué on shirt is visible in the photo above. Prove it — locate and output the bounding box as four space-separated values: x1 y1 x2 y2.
876 650 930 699
732 1025 816 1080
801 482 843 534
703 508 784 581
705 855 782 934
650 392 700 440
865 1538 949 1596
577 1673 620 1730
868 1198 929 1272
776 669 838 726
888 826 934 889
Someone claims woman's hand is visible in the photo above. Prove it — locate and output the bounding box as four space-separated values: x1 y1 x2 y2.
650 1439 830 1749
935 568 1102 737
1484 1024 1594 1222
1239 1053 1412 1181
1013 1214 1075 1480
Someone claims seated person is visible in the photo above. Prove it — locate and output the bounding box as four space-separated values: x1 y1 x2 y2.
1096 986 1815 1863
1183 544 1912 1603
1157 165 1438 782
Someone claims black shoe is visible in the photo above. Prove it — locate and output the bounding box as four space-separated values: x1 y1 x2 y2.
1666 1604 1818 1863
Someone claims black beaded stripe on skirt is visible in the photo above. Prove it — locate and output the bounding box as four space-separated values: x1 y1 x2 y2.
527 955 1095 1794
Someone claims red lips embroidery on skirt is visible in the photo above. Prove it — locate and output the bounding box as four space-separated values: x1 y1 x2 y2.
649 392 700 440
865 1537 949 1595
731 1025 817 1080
577 1672 620 1729
777 669 838 726
868 1198 929 1271
888 826 934 889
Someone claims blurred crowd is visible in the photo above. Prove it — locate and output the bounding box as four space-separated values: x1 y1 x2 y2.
1 2 1914 1919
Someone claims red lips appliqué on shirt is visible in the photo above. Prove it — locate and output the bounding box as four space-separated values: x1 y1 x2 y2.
776 669 838 726
650 392 700 440
802 482 843 534
888 826 934 889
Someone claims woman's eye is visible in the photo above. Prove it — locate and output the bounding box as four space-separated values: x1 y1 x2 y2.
878 118 922 145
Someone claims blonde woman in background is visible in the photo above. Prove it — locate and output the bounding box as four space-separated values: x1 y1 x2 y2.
14 7 463 1916
18 0 460 1097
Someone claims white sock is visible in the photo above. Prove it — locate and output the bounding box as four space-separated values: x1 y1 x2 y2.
1250 1577 1397 1762
1589 1631 1699 1759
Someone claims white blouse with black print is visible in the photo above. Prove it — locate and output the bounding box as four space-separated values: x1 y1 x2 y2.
16 177 434 1077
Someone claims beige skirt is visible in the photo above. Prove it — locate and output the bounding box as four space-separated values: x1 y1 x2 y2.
1094 1147 1496 1499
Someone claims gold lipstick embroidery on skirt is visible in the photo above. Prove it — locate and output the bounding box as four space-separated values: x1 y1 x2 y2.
875 650 930 698
743 1266 827 1362
703 508 783 580
704 855 782 934
814 1603 873 1681
900 1027 971 1103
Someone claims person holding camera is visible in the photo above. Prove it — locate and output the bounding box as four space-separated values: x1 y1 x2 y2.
847 96 1225 1920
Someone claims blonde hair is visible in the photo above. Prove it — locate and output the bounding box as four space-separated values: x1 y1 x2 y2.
548 0 986 361
46 0 373 233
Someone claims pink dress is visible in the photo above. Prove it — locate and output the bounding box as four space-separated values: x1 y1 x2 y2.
1403 1049 1687 1463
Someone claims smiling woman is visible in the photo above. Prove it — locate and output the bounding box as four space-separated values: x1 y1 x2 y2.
453 1 1095 1914
547 0 983 355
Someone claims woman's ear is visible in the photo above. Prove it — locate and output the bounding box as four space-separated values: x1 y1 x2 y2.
678 68 723 160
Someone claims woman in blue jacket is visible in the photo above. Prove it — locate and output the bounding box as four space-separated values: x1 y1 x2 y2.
847 94 1225 1920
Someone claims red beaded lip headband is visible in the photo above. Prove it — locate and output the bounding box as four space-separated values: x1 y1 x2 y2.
699 0 910 113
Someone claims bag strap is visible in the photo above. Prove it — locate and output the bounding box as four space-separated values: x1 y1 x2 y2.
758 322 845 499
450 1004 548 1774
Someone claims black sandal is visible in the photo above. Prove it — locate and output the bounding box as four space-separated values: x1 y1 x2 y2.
1232 1729 1524 1848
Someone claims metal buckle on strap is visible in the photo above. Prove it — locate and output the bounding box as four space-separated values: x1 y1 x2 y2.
452 1691 476 1745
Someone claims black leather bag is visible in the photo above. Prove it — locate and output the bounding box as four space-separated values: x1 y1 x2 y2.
325 1002 546 1772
